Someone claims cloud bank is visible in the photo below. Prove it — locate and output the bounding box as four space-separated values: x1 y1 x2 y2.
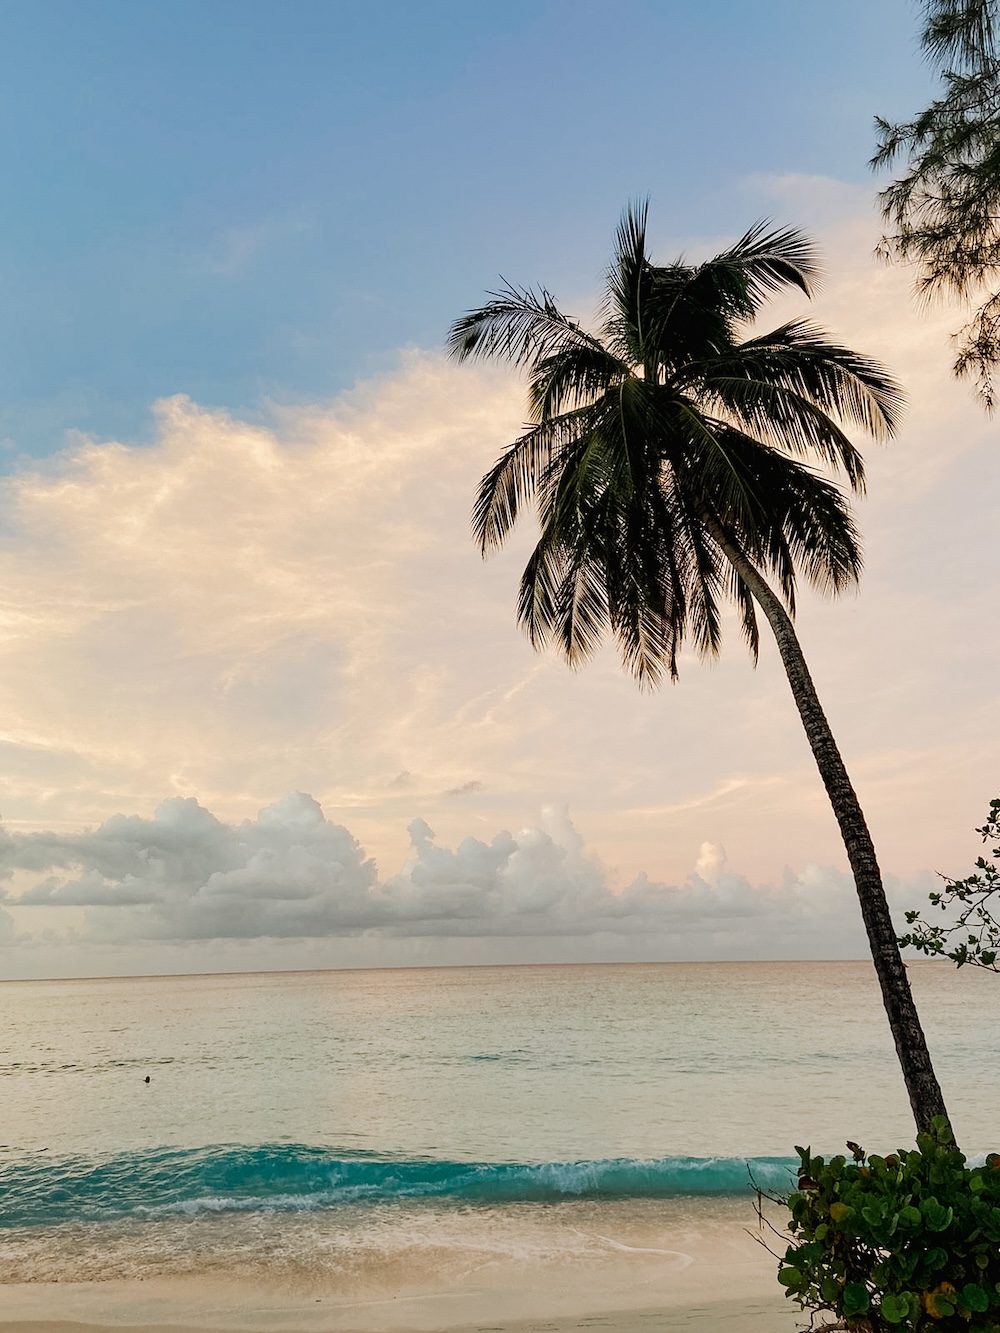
0 792 925 967
0 177 993 965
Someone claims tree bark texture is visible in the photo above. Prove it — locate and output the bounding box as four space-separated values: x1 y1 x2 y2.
705 517 949 1135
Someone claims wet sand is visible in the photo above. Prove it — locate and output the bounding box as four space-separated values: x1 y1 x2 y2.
0 1198 801 1333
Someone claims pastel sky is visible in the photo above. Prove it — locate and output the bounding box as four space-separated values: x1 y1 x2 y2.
0 1 996 978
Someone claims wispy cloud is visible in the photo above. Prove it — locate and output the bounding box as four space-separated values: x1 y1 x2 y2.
0 185 993 936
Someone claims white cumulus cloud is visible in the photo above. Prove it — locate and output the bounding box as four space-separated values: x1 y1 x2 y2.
0 792 923 965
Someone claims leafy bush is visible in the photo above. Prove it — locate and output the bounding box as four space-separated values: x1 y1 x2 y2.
899 797 1000 970
776 1118 1000 1332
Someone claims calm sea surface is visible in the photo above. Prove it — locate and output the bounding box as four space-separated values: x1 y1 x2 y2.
0 960 996 1288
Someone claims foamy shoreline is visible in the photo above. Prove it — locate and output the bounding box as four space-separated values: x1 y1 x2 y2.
0 1201 800 1333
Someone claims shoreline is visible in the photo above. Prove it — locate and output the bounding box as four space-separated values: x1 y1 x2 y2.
0 1198 800 1333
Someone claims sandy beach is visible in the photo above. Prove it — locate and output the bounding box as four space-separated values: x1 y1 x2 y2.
10 966 977 1333
0 1194 800 1333
0 1292 796 1333
0 1301 795 1333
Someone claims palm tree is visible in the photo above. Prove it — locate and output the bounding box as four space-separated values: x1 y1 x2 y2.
448 203 949 1135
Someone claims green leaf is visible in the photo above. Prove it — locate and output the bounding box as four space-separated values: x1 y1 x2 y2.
843 1283 870 1317
820 1277 841 1303
880 1292 909 1324
963 1284 990 1313
777 1267 802 1289
922 1197 953 1231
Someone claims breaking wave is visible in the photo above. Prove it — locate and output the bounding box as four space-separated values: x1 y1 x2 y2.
0 1144 797 1228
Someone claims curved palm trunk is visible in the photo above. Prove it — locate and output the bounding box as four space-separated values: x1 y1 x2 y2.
706 518 948 1135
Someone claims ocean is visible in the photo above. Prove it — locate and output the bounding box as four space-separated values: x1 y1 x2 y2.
1 960 996 1325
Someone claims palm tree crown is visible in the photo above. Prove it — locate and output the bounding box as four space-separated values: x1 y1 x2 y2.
449 203 903 683
449 204 950 1135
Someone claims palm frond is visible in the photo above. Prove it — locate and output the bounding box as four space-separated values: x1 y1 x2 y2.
554 547 614 667
453 202 892 686
603 223 819 374
669 401 765 533
472 405 599 553
699 430 864 599
728 563 761 661
670 490 727 660
516 537 568 650
691 221 819 315
448 284 605 367
516 498 614 669
601 199 657 364
528 342 630 419
723 321 905 442
694 374 868 490
596 534 675 684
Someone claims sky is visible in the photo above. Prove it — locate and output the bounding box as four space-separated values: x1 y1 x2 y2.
0 0 996 978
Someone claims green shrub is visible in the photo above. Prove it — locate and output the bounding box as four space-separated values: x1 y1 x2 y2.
776 1118 1000 1332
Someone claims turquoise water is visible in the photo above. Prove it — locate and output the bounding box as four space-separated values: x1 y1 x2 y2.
0 960 996 1284
0 1146 800 1228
